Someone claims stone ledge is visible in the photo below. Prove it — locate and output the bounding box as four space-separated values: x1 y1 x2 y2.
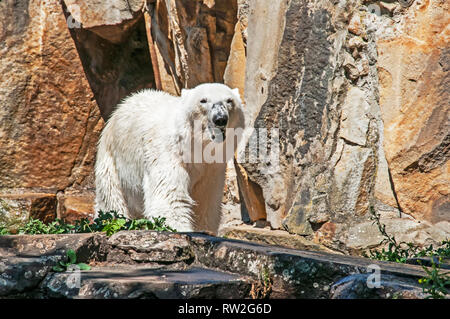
186 233 443 298
106 231 195 269
1 231 448 299
41 266 252 299
220 225 336 253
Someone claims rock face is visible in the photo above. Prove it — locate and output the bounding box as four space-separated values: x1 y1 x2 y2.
62 0 155 120
0 0 103 191
0 0 159 225
229 0 449 253
0 0 104 225
150 0 238 93
0 231 439 299
376 0 449 224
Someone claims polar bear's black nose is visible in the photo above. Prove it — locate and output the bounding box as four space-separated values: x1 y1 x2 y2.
212 113 228 127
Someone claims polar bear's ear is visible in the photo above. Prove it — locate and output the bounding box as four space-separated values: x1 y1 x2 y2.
232 88 242 104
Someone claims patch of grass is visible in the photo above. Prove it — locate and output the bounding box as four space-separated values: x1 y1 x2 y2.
0 210 176 236
365 206 449 298
18 218 75 235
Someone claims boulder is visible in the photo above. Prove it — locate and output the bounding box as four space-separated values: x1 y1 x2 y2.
63 0 145 43
41 266 252 299
56 192 95 223
330 274 425 299
106 230 195 267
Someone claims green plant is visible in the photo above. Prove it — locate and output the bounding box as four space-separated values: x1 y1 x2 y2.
365 206 449 299
418 257 449 299
0 223 10 235
136 216 176 232
364 207 414 263
102 217 127 236
18 219 54 235
364 206 449 263
17 218 75 235
52 249 91 272
93 211 176 236
92 211 122 232
72 217 95 233
432 241 450 258
390 292 402 299
0 210 176 236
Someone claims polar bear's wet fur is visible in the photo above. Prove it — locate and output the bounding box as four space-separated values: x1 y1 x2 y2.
94 83 245 234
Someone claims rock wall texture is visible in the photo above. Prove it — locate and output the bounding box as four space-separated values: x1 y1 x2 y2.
227 0 449 253
0 0 448 253
376 0 449 224
150 0 238 93
0 0 105 226
62 0 155 121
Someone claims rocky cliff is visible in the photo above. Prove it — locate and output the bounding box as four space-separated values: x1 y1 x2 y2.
0 0 448 254
230 0 449 253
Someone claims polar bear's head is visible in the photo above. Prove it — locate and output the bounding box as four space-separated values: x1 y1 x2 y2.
181 83 244 144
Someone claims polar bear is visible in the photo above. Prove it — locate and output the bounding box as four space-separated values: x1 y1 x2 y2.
94 83 245 234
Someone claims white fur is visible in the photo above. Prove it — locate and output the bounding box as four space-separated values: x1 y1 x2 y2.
94 83 244 234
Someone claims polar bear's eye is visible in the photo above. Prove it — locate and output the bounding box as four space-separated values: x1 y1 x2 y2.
200 98 208 104
226 98 233 104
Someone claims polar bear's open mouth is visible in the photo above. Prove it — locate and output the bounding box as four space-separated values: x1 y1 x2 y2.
208 125 226 143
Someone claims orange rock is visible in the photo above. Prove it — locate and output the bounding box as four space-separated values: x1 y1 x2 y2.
377 0 449 223
0 0 103 191
224 21 247 100
63 0 145 43
57 193 95 224
313 222 337 248
234 161 267 222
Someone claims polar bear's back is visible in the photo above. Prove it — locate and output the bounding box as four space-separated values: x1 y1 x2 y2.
98 89 180 186
110 89 178 130
104 89 179 143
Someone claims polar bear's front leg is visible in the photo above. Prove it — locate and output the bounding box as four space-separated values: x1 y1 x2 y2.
94 147 130 218
142 162 196 232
